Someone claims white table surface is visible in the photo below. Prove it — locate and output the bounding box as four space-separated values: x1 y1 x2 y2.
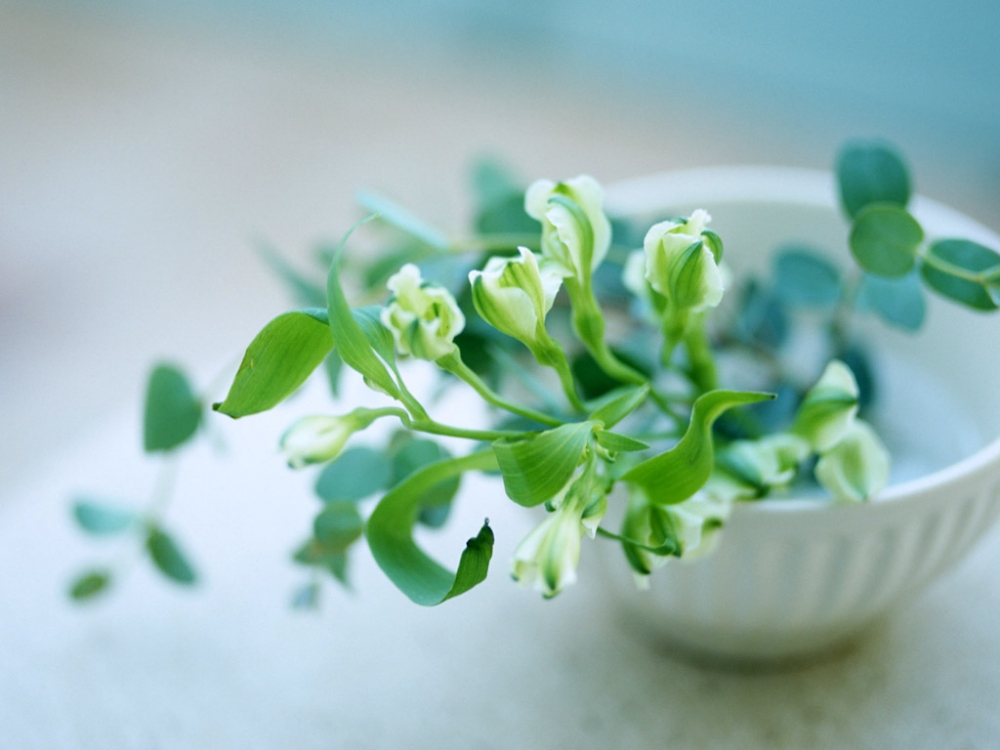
4 5 1000 748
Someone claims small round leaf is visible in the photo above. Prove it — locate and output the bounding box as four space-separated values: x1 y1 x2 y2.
920 239 1000 311
849 205 923 277
837 140 911 219
69 570 112 601
772 247 842 307
146 528 197 585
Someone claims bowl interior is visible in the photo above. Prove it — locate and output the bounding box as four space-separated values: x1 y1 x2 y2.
605 167 1000 496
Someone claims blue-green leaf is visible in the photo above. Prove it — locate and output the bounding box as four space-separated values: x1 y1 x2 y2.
849 205 923 278
69 570 112 601
326 230 401 398
356 190 450 251
313 501 363 552
391 438 460 528
146 528 197 585
920 239 1000 311
492 422 594 507
772 247 842 307
622 390 773 505
72 499 136 536
366 450 498 606
837 140 911 219
857 271 926 331
213 310 334 418
144 364 202 452
315 447 393 502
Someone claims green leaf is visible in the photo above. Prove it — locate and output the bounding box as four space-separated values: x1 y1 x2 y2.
849 205 923 278
351 306 397 367
291 581 322 609
326 230 401 398
146 528 197 585
572 349 653 401
734 278 788 350
857 271 926 331
391 438 461 527
213 310 334 418
589 384 650 429
594 430 649 453
622 390 773 505
492 422 594 507
471 157 522 208
772 247 841 307
72 499 136 535
366 450 498 606
257 242 326 308
143 364 202 452
69 570 112 601
356 190 450 251
837 140 911 219
315 447 393 502
292 539 349 584
920 239 1000 311
313 501 363 552
363 244 436 291
322 349 344 398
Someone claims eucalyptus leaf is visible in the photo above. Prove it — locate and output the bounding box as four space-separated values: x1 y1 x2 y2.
144 364 202 452
492 422 594 507
315 447 392 502
849 205 923 278
72 500 136 536
327 234 401 398
313 502 364 552
772 248 841 307
213 310 334 418
146 528 197 585
293 538 350 584
857 271 926 331
920 239 1000 311
622 390 773 505
69 570 112 601
366 450 498 606
735 279 788 350
837 140 911 219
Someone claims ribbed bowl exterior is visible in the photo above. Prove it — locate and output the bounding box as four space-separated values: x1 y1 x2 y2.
595 168 1000 662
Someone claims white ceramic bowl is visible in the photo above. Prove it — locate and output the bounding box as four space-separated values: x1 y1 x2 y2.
592 168 1000 664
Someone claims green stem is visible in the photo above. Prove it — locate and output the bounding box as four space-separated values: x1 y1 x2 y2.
532 337 587 412
830 269 862 349
564 279 646 386
683 313 717 395
438 352 565 428
358 406 532 442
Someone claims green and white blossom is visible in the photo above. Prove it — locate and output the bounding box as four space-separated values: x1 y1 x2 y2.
643 210 725 313
511 495 585 598
381 263 465 361
792 360 860 452
524 175 611 281
281 414 361 468
469 247 562 349
708 433 811 500
815 419 890 502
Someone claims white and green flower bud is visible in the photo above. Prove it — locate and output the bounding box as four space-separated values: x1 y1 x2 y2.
380 263 465 361
709 433 811 500
280 414 360 468
643 210 725 313
511 501 585 598
524 175 611 281
815 419 890 502
792 360 860 452
468 247 561 349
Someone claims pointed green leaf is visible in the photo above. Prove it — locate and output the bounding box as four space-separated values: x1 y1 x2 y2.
257 242 326 308
292 538 350 584
356 190 450 251
857 271 926 331
315 447 393 502
143 364 202 452
366 450 498 605
589 384 650 429
595 430 650 453
772 247 842 307
492 422 594 507
849 205 923 277
920 239 1000 311
837 140 911 219
146 528 197 585
313 501 363 552
69 570 112 601
351 306 397 367
326 234 401 398
322 349 344 397
213 310 334 418
72 499 136 535
391 438 460 527
622 390 773 505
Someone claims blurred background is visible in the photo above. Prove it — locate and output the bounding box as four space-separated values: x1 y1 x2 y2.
3 0 999 492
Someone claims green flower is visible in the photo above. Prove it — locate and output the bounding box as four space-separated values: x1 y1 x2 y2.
815 419 890 502
643 210 724 312
280 414 360 468
792 360 860 452
469 247 562 349
708 433 811 500
511 499 585 598
524 175 611 281
381 264 465 361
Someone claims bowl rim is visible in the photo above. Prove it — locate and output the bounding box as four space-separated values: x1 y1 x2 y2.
604 166 1000 514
